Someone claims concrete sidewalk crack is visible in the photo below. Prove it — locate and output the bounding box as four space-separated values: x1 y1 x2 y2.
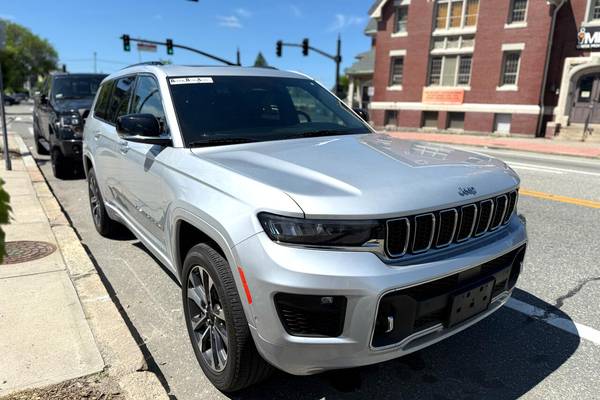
554 276 600 310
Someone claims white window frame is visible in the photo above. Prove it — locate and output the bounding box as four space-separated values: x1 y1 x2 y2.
584 0 600 26
498 50 522 91
428 54 473 87
505 0 528 29
388 56 405 90
392 5 409 37
434 0 479 33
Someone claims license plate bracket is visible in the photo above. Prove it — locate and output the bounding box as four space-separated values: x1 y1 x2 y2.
447 278 495 328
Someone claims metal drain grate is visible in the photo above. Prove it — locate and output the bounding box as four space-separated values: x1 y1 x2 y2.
2 241 57 265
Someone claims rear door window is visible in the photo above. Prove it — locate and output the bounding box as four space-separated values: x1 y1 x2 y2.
93 81 114 121
106 76 135 123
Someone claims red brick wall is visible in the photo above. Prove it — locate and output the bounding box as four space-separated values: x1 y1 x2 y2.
511 114 539 135
398 110 421 127
465 112 494 133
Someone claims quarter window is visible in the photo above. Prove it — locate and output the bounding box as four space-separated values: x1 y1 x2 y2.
389 57 404 86
394 6 409 33
106 76 135 123
508 0 528 24
500 51 521 86
93 81 114 121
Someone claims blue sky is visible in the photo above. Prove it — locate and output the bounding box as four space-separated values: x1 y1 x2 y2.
1 0 373 88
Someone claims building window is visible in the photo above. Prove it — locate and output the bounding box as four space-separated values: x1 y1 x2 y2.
500 51 521 86
432 35 475 50
508 0 528 24
389 57 404 86
384 110 398 126
422 111 439 128
435 0 479 30
429 55 472 86
494 114 512 134
448 112 465 130
590 0 600 21
394 6 409 33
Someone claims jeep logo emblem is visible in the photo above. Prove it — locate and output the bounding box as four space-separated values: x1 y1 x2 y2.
458 186 477 196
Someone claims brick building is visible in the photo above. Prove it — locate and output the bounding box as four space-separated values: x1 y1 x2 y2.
363 0 600 137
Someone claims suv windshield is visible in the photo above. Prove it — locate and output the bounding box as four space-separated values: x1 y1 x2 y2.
52 76 104 100
168 76 371 146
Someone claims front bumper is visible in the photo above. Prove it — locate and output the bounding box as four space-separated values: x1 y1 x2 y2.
55 137 83 159
234 216 527 375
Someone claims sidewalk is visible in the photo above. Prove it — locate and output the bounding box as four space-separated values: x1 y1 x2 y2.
0 135 168 399
386 131 600 159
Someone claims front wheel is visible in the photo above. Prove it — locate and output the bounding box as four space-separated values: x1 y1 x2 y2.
182 244 272 392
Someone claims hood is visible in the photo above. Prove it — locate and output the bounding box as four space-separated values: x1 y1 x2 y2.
192 134 520 218
53 98 94 115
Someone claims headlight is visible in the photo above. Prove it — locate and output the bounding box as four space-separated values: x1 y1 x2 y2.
258 212 384 246
59 114 81 128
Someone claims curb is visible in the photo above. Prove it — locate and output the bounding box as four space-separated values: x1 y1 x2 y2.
13 135 170 400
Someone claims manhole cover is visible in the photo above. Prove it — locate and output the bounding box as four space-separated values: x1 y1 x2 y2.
2 241 57 265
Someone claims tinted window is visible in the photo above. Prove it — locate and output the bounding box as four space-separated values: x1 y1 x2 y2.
93 81 114 121
106 76 135 123
52 76 104 100
169 76 370 146
131 76 166 122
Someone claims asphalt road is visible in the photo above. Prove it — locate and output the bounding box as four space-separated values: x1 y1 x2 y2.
7 103 600 399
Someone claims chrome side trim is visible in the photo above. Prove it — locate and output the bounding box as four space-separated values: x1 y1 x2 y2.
412 213 436 254
490 194 508 231
456 204 477 242
474 199 494 237
435 209 458 248
386 217 410 257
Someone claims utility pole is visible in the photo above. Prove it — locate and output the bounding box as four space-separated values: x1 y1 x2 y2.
93 51 97 73
276 37 343 97
0 64 11 171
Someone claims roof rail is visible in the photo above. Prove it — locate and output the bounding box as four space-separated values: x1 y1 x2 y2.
121 61 165 70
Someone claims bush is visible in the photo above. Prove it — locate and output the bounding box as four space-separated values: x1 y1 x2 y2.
0 179 11 263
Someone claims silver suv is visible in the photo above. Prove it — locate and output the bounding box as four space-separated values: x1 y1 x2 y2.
83 64 527 392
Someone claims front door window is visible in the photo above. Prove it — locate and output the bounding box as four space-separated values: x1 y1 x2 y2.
570 74 600 124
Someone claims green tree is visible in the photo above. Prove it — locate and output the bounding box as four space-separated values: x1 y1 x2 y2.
0 20 58 92
253 52 269 67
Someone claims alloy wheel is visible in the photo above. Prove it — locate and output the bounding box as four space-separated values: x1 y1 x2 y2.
186 265 229 372
88 174 102 227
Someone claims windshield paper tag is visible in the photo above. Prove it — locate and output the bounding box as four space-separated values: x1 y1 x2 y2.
169 77 213 85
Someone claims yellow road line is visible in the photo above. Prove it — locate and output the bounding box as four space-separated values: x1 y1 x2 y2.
520 189 600 209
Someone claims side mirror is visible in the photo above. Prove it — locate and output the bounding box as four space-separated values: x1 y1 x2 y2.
116 113 171 146
353 108 369 122
40 94 48 105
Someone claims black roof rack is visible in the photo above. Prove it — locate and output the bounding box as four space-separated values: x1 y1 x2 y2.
122 61 165 70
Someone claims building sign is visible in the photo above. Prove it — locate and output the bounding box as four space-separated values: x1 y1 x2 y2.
577 26 600 50
422 88 465 105
137 42 158 52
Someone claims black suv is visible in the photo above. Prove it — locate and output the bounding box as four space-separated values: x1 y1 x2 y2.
33 72 106 178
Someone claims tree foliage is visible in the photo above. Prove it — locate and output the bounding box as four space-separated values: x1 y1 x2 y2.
0 20 58 92
253 52 269 67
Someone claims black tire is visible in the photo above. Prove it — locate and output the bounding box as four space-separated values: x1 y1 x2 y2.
33 124 49 155
182 244 272 392
51 148 72 179
87 168 119 237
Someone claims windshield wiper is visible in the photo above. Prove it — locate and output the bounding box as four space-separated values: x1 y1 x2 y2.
297 129 355 139
188 137 256 148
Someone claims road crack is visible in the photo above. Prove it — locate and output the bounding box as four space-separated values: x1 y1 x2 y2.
554 276 600 310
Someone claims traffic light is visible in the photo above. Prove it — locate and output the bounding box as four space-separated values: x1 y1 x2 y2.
302 38 309 56
276 40 283 57
122 34 131 52
166 39 174 55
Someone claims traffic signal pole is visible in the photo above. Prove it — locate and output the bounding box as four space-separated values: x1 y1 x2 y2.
120 36 241 66
276 36 343 98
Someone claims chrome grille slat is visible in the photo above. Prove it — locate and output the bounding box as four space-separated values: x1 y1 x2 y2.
436 209 458 248
490 195 508 230
412 213 436 254
385 190 518 258
474 199 494 236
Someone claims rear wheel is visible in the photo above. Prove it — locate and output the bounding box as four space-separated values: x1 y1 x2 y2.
87 168 119 237
182 244 272 392
51 148 72 179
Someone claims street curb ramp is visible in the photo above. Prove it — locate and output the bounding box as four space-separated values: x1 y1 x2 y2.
13 135 170 400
